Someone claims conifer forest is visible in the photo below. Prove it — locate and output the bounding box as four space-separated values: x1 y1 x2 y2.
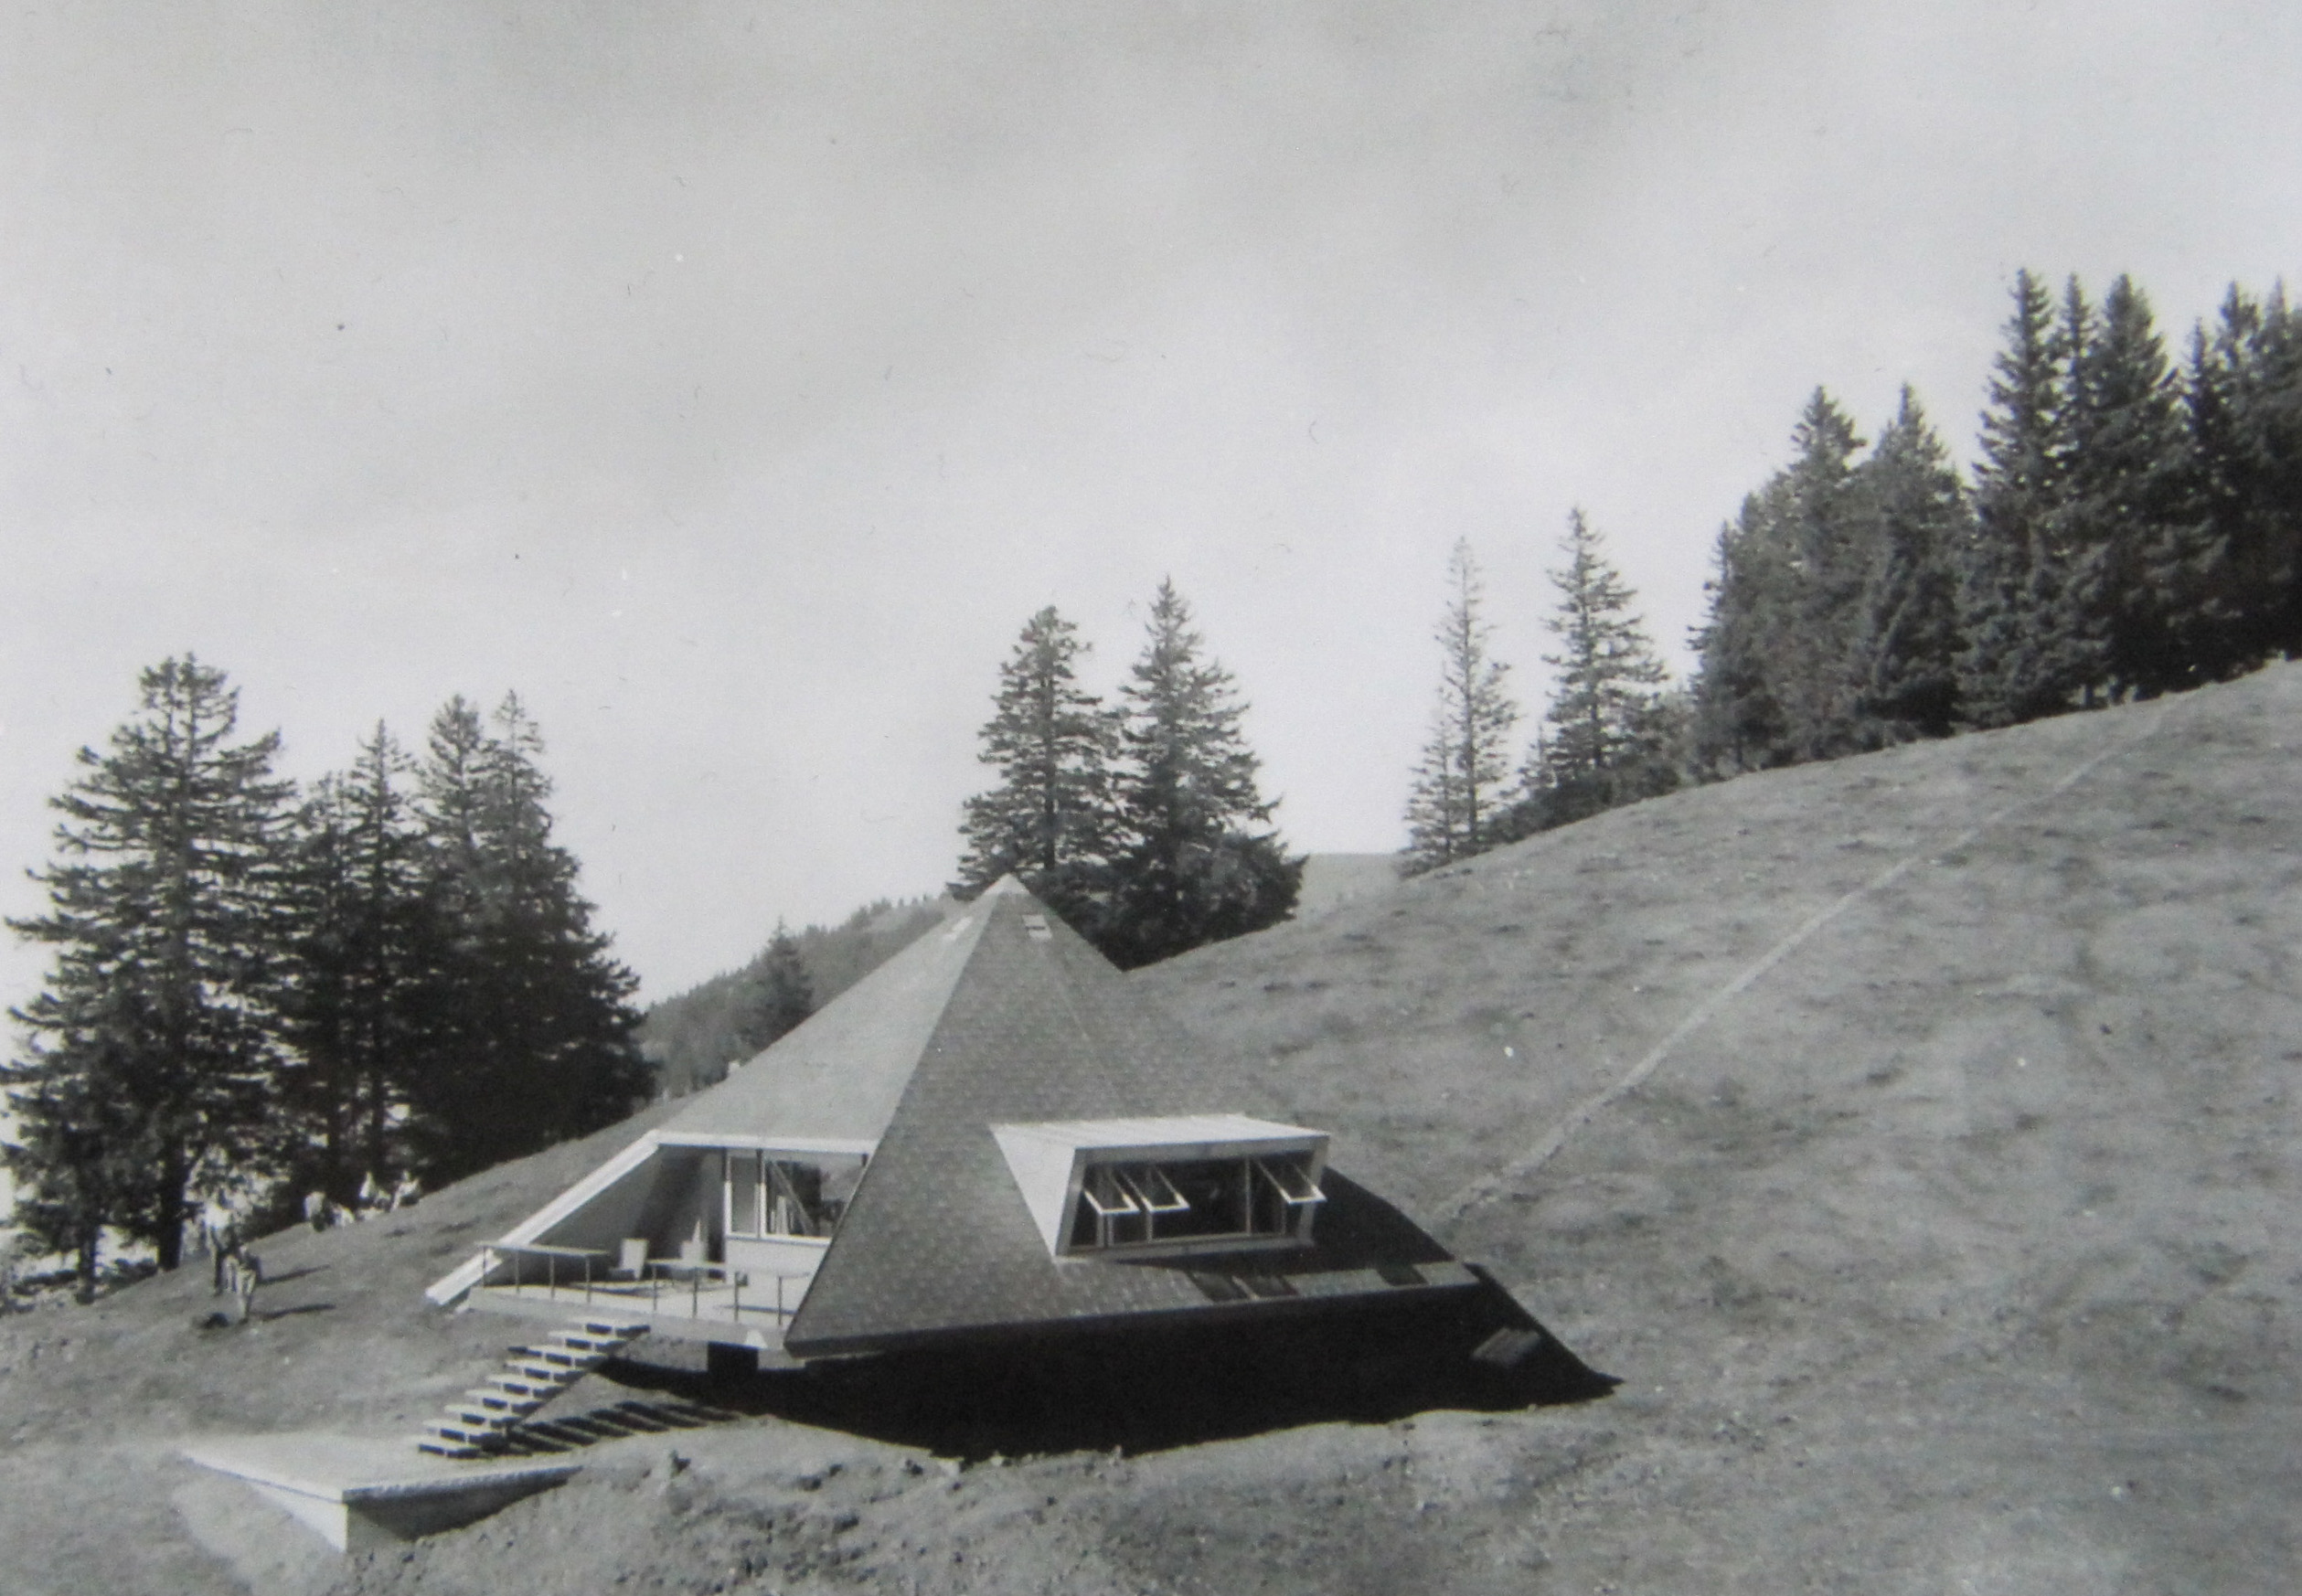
1404 271 2302 873
5 661 650 1292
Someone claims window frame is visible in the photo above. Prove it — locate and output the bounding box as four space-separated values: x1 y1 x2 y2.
719 1147 868 1244
1061 1150 1325 1258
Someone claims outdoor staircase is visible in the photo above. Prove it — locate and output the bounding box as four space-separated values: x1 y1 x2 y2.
415 1317 651 1459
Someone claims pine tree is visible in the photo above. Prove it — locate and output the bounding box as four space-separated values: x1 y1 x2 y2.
5 658 296 1286
2056 275 2209 698
1521 510 1676 825
1690 394 1870 771
1960 269 2075 727
1848 388 1969 739
1690 498 1795 774
952 606 1121 931
1773 390 1872 758
1401 539 1519 873
278 723 442 1204
1103 580 1301 969
406 694 649 1183
2240 288 2302 655
2195 284 2302 664
731 922 815 1059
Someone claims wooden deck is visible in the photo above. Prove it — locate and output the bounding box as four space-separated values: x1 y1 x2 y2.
464 1273 810 1359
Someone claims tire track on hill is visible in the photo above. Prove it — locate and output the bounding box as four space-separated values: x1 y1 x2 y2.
1435 698 2175 1228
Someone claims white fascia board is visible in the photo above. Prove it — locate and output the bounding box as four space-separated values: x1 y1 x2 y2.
653 1132 876 1156
421 1131 666 1305
993 1123 1327 1165
991 1125 1082 1255
998 1113 1327 1154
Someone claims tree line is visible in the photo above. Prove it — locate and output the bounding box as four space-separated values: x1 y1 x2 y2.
1401 518 1681 875
1402 270 2301 874
639 898 950 1098
954 580 1301 967
5 658 649 1292
1695 272 2301 767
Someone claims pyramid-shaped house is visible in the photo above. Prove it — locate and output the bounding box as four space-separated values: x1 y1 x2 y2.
425 878 1477 1364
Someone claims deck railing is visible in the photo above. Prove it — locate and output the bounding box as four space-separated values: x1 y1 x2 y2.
475 1242 810 1326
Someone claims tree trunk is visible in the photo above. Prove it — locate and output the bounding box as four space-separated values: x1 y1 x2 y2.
154 1150 187 1271
74 1227 100 1303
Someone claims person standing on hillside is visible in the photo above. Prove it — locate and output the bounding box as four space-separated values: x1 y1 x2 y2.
221 1245 261 1325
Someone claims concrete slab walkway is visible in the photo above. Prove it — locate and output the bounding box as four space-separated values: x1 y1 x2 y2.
181 1431 580 1552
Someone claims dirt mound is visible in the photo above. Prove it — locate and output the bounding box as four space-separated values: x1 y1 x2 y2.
5 667 2298 1592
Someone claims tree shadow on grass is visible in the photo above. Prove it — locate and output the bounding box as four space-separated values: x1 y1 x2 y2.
604 1270 1617 1462
258 1264 329 1287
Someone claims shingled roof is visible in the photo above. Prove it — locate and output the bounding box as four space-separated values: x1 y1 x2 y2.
442 876 1466 1350
778 878 1456 1356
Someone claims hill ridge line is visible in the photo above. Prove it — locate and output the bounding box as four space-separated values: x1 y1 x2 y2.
1433 696 2179 1229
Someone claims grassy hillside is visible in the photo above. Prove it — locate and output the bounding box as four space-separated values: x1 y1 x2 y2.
1138 663 2301 1591
3 667 2296 1593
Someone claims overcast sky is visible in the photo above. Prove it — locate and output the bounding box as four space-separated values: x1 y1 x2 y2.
4 1 2297 1012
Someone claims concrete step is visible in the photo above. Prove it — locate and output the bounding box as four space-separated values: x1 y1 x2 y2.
413 1319 652 1458
462 1386 526 1408
420 1420 509 1452
443 1401 525 1428
414 1436 485 1460
505 1358 581 1383
488 1370 567 1395
514 1344 601 1370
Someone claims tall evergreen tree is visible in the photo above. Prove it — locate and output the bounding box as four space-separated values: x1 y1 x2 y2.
2195 284 2302 663
2060 275 2208 698
1690 497 1795 774
1519 510 1676 826
730 922 815 1059
1848 388 1969 739
406 695 649 1183
1959 269 2075 727
5 658 296 1286
1690 392 1870 770
1774 389 1872 758
1401 539 1519 873
952 606 1120 930
1103 581 1301 969
279 723 442 1203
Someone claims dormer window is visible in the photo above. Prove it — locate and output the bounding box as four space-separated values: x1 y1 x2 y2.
993 1114 1329 1260
1066 1154 1322 1251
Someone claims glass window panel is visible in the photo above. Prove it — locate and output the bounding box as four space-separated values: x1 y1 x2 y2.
729 1152 762 1238
1067 1151 1322 1250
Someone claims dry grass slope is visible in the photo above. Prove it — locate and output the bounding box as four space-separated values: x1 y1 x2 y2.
1142 663 2302 1591
3 665 2297 1593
